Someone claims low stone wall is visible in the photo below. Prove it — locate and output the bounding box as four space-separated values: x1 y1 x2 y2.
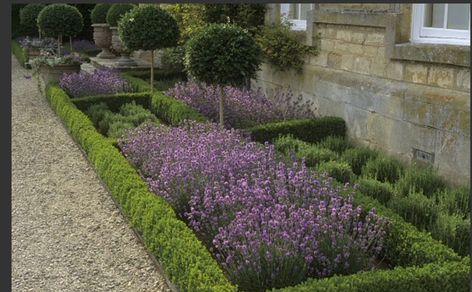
253 4 470 185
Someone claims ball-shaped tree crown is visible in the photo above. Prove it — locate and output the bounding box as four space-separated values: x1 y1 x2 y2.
118 6 179 51
20 4 46 35
106 4 135 27
37 4 83 37
185 23 262 87
91 3 111 24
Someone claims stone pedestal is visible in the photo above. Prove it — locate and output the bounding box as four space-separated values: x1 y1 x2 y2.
92 23 115 59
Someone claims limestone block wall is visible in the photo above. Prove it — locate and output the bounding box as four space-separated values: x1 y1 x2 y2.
253 4 470 185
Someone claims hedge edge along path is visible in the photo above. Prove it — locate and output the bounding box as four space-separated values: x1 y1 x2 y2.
12 40 29 69
46 84 236 292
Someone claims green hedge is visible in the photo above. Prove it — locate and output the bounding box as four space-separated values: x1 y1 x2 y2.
247 117 346 144
352 191 460 267
46 84 236 292
151 91 207 126
121 72 207 125
71 92 152 112
12 40 29 68
275 257 470 292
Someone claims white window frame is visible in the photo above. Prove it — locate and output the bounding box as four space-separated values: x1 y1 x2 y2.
411 4 470 45
280 3 314 31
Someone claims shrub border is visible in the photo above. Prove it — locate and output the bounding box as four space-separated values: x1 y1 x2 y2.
46 83 236 292
12 40 29 69
46 82 467 291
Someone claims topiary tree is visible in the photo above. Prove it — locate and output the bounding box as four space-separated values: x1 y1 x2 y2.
37 4 83 57
106 4 136 27
19 4 46 37
185 23 262 127
90 3 111 24
119 6 179 93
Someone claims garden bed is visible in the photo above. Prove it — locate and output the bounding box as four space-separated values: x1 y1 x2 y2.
45 82 469 292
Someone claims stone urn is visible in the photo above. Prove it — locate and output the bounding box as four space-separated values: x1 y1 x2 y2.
39 63 81 85
92 23 115 59
110 27 137 67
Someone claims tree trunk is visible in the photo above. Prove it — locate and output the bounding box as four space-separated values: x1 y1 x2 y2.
70 36 73 53
150 50 154 94
219 86 225 128
58 34 62 57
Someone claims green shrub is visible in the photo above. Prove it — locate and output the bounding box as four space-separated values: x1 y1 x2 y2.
430 213 470 257
357 178 394 205
11 40 29 68
341 147 379 176
388 191 440 231
19 4 46 36
107 120 135 139
72 92 151 112
298 146 337 167
46 84 236 291
318 135 352 155
37 4 83 38
362 156 404 183
151 91 207 126
316 161 355 183
350 191 460 267
91 3 111 24
275 257 470 292
396 165 447 197
86 102 111 126
160 4 207 44
273 135 309 155
119 102 158 126
203 4 266 35
435 186 470 217
256 22 318 73
119 6 179 52
185 23 261 88
106 4 136 27
247 117 346 144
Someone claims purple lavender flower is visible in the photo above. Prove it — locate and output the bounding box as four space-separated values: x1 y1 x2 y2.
118 121 388 291
59 68 132 98
166 81 316 128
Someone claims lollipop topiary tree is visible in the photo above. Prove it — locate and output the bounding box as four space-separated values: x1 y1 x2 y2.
118 6 179 93
37 4 83 57
19 3 46 38
185 23 262 127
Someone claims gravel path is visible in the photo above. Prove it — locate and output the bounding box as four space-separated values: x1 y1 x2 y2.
11 56 170 292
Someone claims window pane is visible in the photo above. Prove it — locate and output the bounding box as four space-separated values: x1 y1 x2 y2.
288 4 298 19
424 4 445 28
299 4 313 20
447 4 470 30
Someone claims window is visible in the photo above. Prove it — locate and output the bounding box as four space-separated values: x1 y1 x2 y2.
280 3 314 31
411 4 470 45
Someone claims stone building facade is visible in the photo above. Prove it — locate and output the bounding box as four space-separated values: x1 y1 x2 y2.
253 4 470 185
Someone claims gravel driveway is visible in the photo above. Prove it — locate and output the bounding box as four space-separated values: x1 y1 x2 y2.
11 55 170 292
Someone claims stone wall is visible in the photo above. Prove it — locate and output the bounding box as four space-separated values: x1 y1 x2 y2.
253 4 470 185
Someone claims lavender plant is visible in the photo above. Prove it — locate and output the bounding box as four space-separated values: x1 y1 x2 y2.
71 39 99 53
166 81 315 128
119 121 387 291
59 68 132 98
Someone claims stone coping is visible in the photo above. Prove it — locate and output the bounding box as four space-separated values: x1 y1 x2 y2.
392 43 470 68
